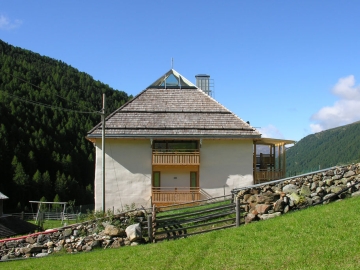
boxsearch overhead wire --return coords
[1,90,101,114]
[1,69,98,112]
[0,70,102,115]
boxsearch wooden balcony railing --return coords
[152,151,200,165]
[152,187,200,206]
[254,170,285,184]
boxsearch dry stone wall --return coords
[0,210,147,260]
[236,163,360,224]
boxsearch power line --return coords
[1,69,99,112]
[1,90,101,115]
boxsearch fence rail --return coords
[10,212,80,221]
[148,197,245,242]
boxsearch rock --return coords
[73,230,79,237]
[311,196,321,204]
[325,179,334,186]
[283,184,298,194]
[131,242,139,246]
[110,239,123,248]
[63,228,72,237]
[255,204,271,214]
[325,170,334,176]
[323,193,335,203]
[273,199,285,212]
[26,237,36,244]
[344,171,355,178]
[300,185,311,196]
[289,193,301,205]
[35,253,49,258]
[104,225,126,237]
[1,255,9,261]
[5,241,17,248]
[259,212,281,220]
[283,205,290,213]
[90,240,101,248]
[351,191,360,197]
[46,241,54,248]
[125,224,142,242]
[310,182,318,191]
[330,186,345,194]
[244,213,257,224]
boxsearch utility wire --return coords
[1,90,101,114]
[1,69,99,112]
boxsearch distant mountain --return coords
[286,121,360,175]
[0,39,131,211]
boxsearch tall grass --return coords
[2,196,360,269]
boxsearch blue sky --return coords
[1,1,360,141]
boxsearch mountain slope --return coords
[286,121,360,174]
[0,39,130,211]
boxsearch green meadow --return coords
[2,196,360,270]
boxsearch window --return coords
[190,172,197,188]
[153,140,198,152]
[153,171,160,187]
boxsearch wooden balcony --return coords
[254,170,285,184]
[152,150,200,165]
[152,187,200,206]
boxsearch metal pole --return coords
[102,94,106,212]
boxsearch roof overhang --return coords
[254,137,295,146]
[86,134,261,141]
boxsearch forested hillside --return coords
[0,39,130,211]
[286,121,360,175]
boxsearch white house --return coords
[87,69,293,211]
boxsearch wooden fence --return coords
[146,196,245,242]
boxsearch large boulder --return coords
[283,184,298,194]
[125,223,142,242]
[104,225,126,237]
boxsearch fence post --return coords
[152,204,156,243]
[147,215,153,243]
[236,196,240,227]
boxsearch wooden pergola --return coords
[253,138,295,184]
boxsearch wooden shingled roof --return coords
[87,71,260,139]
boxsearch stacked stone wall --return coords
[236,163,360,223]
[0,210,146,260]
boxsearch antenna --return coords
[171,58,174,69]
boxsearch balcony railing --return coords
[254,169,285,184]
[152,150,200,165]
[152,187,200,206]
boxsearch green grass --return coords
[28,219,78,230]
[2,196,360,269]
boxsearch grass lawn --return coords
[28,219,78,230]
[2,196,360,269]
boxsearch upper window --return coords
[153,140,199,152]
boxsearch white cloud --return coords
[258,124,284,139]
[0,15,22,30]
[310,75,360,132]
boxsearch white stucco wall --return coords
[159,169,190,188]
[199,139,254,198]
[94,139,152,211]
